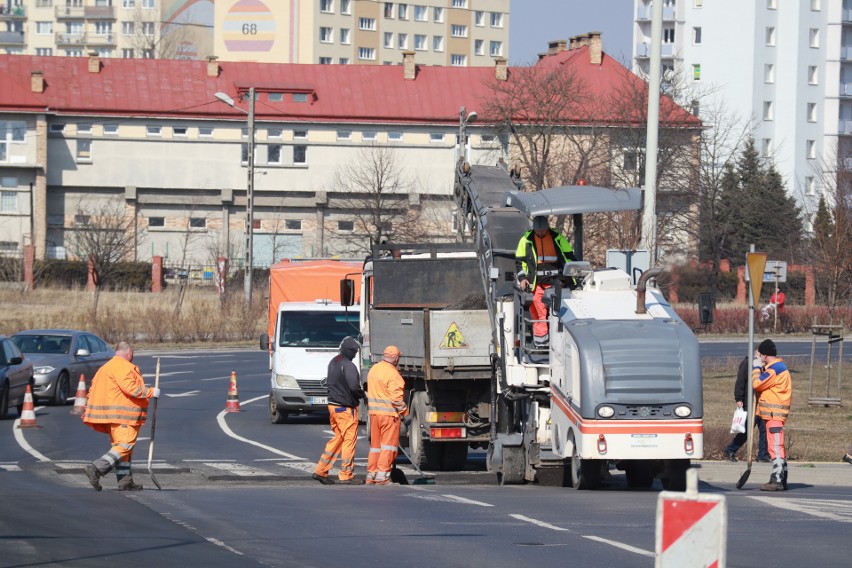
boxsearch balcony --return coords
[843,9,852,23]
[0,30,25,46]
[87,32,115,46]
[840,83,852,97]
[54,32,115,47]
[634,42,675,59]
[636,5,676,21]
[55,31,85,46]
[55,5,114,20]
[838,120,852,135]
[842,46,852,60]
[0,5,26,19]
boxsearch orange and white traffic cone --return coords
[70,374,87,415]
[225,370,241,412]
[17,384,41,429]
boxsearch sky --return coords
[509,0,635,65]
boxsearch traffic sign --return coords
[762,260,787,283]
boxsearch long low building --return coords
[0,33,700,268]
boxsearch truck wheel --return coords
[625,460,655,489]
[441,443,468,471]
[269,393,288,424]
[570,435,600,490]
[409,394,440,471]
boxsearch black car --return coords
[0,335,34,419]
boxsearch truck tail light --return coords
[430,427,465,439]
[426,411,464,423]
[597,434,607,454]
[684,433,694,453]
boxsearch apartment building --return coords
[0,1,510,66]
[632,0,843,224]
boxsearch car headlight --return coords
[34,366,55,375]
[597,405,615,418]
[674,405,692,417]
[274,374,299,389]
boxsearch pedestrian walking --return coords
[312,336,364,485]
[82,341,160,491]
[366,345,408,485]
[724,357,770,462]
[752,339,792,491]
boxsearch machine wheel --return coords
[660,459,689,491]
[0,382,9,419]
[496,445,525,485]
[570,435,600,490]
[269,393,288,424]
[53,371,70,406]
[624,461,655,489]
[441,443,469,471]
[409,394,441,471]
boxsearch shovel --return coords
[396,443,436,485]
[146,358,162,490]
[735,394,757,490]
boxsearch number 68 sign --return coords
[224,0,276,52]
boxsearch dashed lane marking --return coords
[749,496,852,523]
[581,535,655,558]
[0,463,22,472]
[510,514,569,531]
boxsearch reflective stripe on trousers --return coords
[314,405,359,480]
[367,414,400,482]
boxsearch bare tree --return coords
[69,201,143,317]
[127,8,198,59]
[326,145,426,256]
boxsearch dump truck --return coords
[260,259,361,423]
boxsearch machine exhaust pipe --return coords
[635,267,663,314]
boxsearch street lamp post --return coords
[215,87,256,305]
[459,106,477,163]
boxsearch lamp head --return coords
[466,111,478,123]
[215,92,235,107]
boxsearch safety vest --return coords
[515,229,574,290]
[82,356,152,427]
[366,360,408,417]
[752,359,792,423]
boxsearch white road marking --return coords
[510,514,569,531]
[216,395,304,460]
[406,493,492,507]
[154,371,195,377]
[12,411,50,462]
[582,535,656,558]
[201,375,234,382]
[202,462,279,477]
[0,463,22,471]
[749,496,852,523]
[441,494,494,507]
[165,390,201,397]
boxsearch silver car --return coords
[11,330,115,406]
[0,335,34,419]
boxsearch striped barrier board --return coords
[655,469,727,567]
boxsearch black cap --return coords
[757,339,777,357]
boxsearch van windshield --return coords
[278,311,359,347]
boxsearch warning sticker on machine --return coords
[439,322,468,349]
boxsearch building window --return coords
[430,133,444,143]
[433,7,443,22]
[452,0,467,7]
[267,144,282,164]
[359,18,376,31]
[490,12,503,28]
[141,22,154,36]
[811,0,820,9]
[388,131,403,142]
[341,0,351,14]
[268,93,283,102]
[663,27,675,43]
[337,130,352,140]
[358,47,375,60]
[189,217,206,229]
[49,123,65,134]
[285,219,302,230]
[692,27,701,45]
[142,0,155,8]
[36,48,54,56]
[121,48,134,58]
[764,63,774,83]
[806,140,816,159]
[451,54,466,66]
[294,145,307,164]
[173,126,187,137]
[692,64,701,81]
[199,127,213,137]
[809,28,819,48]
[761,138,772,157]
[433,35,443,51]
[767,0,776,8]
[78,123,92,134]
[36,22,53,35]
[384,2,394,18]
[763,101,774,121]
[95,21,112,36]
[398,33,408,49]
[451,24,467,38]
[414,5,427,21]
[766,27,775,46]
[123,1,137,7]
[398,3,407,19]
[340,28,351,44]
[0,192,17,213]
[103,124,118,135]
[474,39,484,56]
[362,131,377,141]
[294,130,307,139]
[268,128,282,138]
[320,27,333,43]
[339,57,349,64]
[805,176,815,196]
[148,216,164,227]
[337,220,354,231]
[489,41,503,56]
[1,176,16,188]
[807,102,817,122]
[320,0,333,13]
[384,32,394,48]
[319,57,333,64]
[76,139,92,161]
[414,34,426,50]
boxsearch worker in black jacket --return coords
[724,356,770,462]
[312,336,365,484]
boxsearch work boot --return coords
[336,478,365,485]
[312,473,335,485]
[724,450,737,462]
[760,480,784,491]
[84,464,102,492]
[117,476,144,491]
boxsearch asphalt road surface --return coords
[2,345,850,568]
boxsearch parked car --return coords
[0,335,34,419]
[11,330,114,406]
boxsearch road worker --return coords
[515,215,575,347]
[82,341,159,491]
[366,345,408,485]
[752,339,792,491]
[312,336,364,485]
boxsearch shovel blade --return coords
[735,466,751,489]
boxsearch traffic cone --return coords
[70,374,87,415]
[17,384,41,429]
[225,370,241,412]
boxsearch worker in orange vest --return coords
[82,341,159,491]
[752,339,792,491]
[366,345,408,485]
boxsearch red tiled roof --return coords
[0,47,699,127]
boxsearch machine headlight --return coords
[597,405,615,418]
[274,374,299,389]
[674,405,692,417]
[34,366,55,375]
